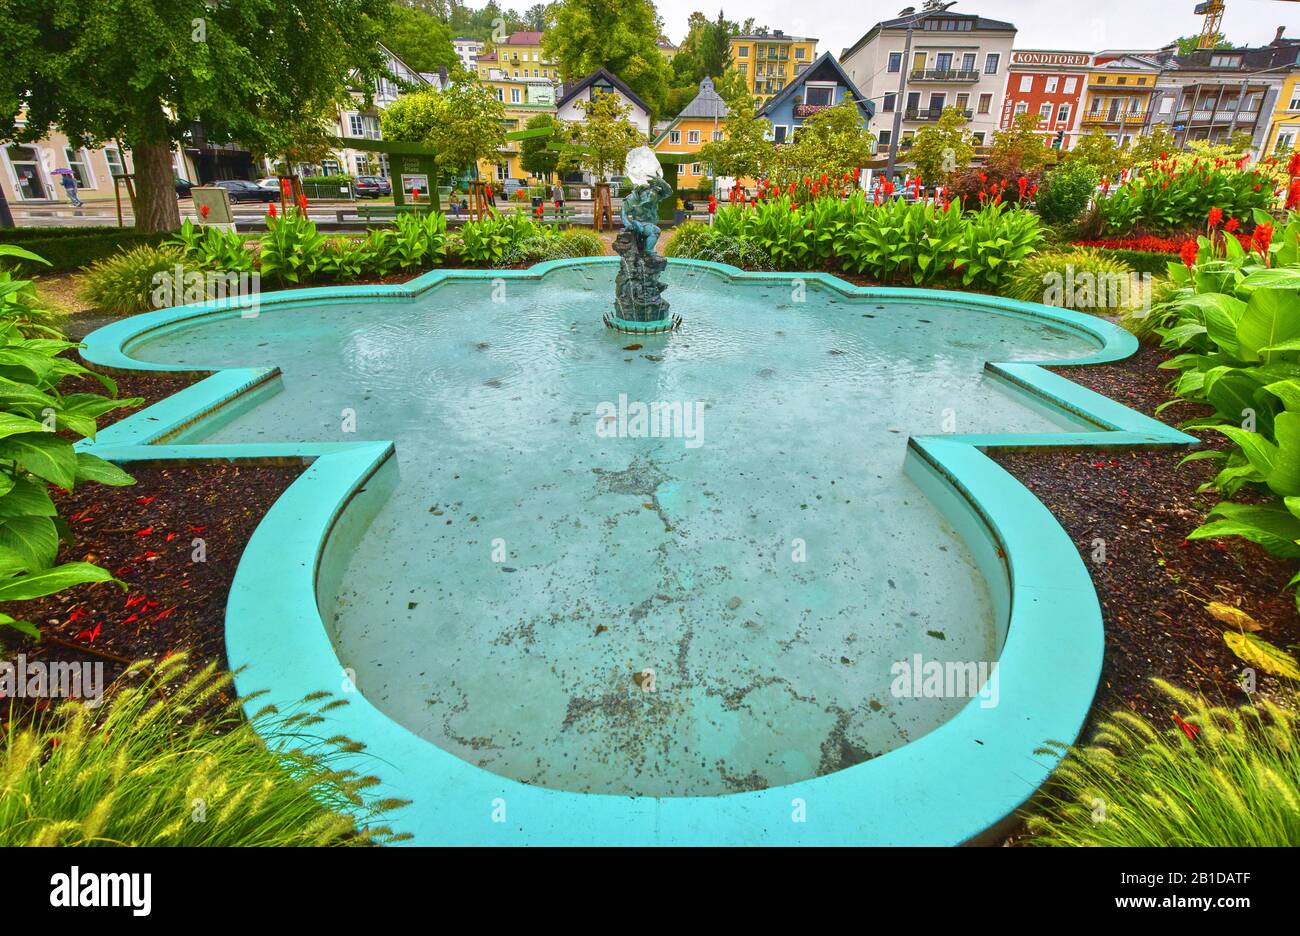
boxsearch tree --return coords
[0,0,391,232]
[387,2,464,76]
[520,113,563,181]
[565,90,643,181]
[989,112,1056,174]
[1173,34,1233,55]
[1066,128,1129,179]
[771,100,874,185]
[1128,126,1180,164]
[696,88,771,180]
[543,0,674,115]
[380,84,507,179]
[906,106,974,185]
[1227,128,1255,156]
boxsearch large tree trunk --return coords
[131,137,181,233]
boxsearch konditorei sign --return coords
[1011,51,1092,69]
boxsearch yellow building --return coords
[1263,71,1300,157]
[476,31,558,81]
[474,76,558,184]
[1081,54,1159,147]
[729,31,818,105]
[653,77,729,190]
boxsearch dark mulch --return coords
[992,343,1300,721]
[1,362,302,722]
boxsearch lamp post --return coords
[884,2,957,183]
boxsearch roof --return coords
[757,52,875,123]
[1168,43,1300,73]
[734,33,817,42]
[556,67,653,115]
[503,31,544,45]
[842,12,1015,62]
[677,77,729,119]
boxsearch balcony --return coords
[1081,112,1146,126]
[909,69,980,83]
[794,103,832,117]
[1174,107,1259,124]
[904,107,972,121]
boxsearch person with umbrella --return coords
[52,167,83,208]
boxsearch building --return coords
[840,12,1016,156]
[1081,53,1160,148]
[331,42,439,178]
[658,38,679,62]
[2,132,137,206]
[1000,50,1091,151]
[1146,31,1300,154]
[757,52,874,145]
[653,77,729,190]
[729,31,819,105]
[1263,70,1300,157]
[453,37,484,72]
[476,31,558,82]
[556,68,653,136]
[476,75,558,184]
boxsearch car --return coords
[213,179,279,203]
[500,178,530,199]
[352,176,391,198]
[175,176,193,199]
[255,177,281,190]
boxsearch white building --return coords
[453,37,484,72]
[329,42,439,178]
[555,68,653,136]
[840,11,1016,155]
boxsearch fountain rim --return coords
[76,256,1196,846]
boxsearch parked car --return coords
[213,179,279,203]
[175,176,193,199]
[352,176,391,198]
[500,178,529,199]
[255,177,281,190]
[356,175,391,196]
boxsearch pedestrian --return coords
[55,168,83,208]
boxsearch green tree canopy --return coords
[906,106,974,185]
[771,100,874,185]
[1065,128,1129,179]
[543,0,674,115]
[387,2,464,76]
[1128,125,1181,164]
[989,111,1056,174]
[380,83,508,178]
[564,90,643,180]
[1173,34,1233,55]
[0,0,391,232]
[696,87,770,180]
[519,112,563,180]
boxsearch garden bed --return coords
[994,344,1300,720]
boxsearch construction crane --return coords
[1194,1,1225,49]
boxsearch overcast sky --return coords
[658,0,1300,53]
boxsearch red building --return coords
[1000,50,1092,151]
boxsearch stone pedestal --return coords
[606,229,679,333]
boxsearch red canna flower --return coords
[1253,223,1274,257]
[1224,217,1240,233]
[1208,206,1223,229]
[1172,713,1200,741]
[267,202,277,218]
[1180,240,1198,268]
[297,193,309,212]
[199,204,210,219]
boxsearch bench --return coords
[334,203,435,224]
[532,205,577,226]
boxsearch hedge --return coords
[0,227,171,272]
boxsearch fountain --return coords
[604,146,681,333]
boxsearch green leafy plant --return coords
[1099,160,1278,235]
[0,245,65,336]
[170,219,254,274]
[318,236,368,283]
[258,208,327,285]
[954,202,1044,290]
[1036,161,1099,226]
[1024,680,1299,847]
[0,654,411,845]
[458,210,552,267]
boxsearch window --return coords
[795,47,806,59]
[64,147,92,188]
[977,93,992,114]
[511,88,521,103]
[1290,94,1300,111]
[738,46,749,58]
[1116,76,1127,85]
[936,53,952,72]
[691,163,702,176]
[738,63,746,76]
[1209,53,1242,68]
[1129,97,1141,114]
[1159,95,1174,115]
[1064,77,1077,93]
[984,53,999,74]
[1045,76,1058,93]
[712,130,722,141]
[6,145,46,200]
[962,52,976,73]
[887,52,902,73]
[669,130,681,144]
[1057,103,1071,122]
[688,130,700,144]
[773,125,787,143]
[1014,102,1028,115]
[877,129,892,145]
[1019,75,1033,93]
[495,88,504,101]
[929,93,946,113]
[104,145,126,179]
[956,93,969,111]
[805,85,833,107]
[972,131,985,144]
[1278,131,1295,152]
[496,164,508,181]
[1039,103,1052,120]
[882,93,896,112]
[348,113,364,136]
